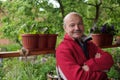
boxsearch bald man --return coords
[56,12,114,80]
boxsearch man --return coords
[56,12,114,80]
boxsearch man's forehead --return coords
[65,14,81,20]
[64,14,82,23]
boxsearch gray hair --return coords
[63,12,82,27]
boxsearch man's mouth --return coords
[74,30,82,33]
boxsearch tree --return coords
[0,0,62,46]
[0,0,120,46]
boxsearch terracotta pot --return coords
[92,34,113,47]
[22,34,39,50]
[47,34,58,50]
[38,34,48,50]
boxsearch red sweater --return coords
[56,34,114,80]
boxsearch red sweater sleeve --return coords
[85,43,114,72]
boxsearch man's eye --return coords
[70,24,75,27]
[78,23,83,26]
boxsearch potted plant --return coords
[21,21,48,51]
[20,21,40,50]
[21,20,58,51]
[90,23,118,47]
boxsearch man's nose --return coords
[75,25,80,30]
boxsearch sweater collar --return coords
[64,33,83,42]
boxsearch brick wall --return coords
[0,39,12,45]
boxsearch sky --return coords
[49,0,60,8]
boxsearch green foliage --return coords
[0,55,56,80]
[107,67,120,79]
[105,48,120,79]
[0,43,21,51]
[0,0,62,46]
[1,0,120,44]
[0,1,120,79]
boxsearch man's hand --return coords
[95,53,101,58]
[82,64,89,71]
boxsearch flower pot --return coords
[22,34,39,50]
[92,34,113,47]
[47,34,58,50]
[38,34,48,50]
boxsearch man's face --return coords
[64,14,84,39]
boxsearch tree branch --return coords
[93,0,102,27]
[57,0,64,19]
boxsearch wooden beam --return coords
[100,44,120,48]
[0,44,120,58]
[0,49,55,58]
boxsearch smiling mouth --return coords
[74,32,81,33]
[74,30,82,33]
[73,33,81,36]
[74,31,82,34]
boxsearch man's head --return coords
[63,12,84,40]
